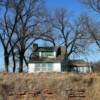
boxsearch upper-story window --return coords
[41,52,55,57]
[32,52,39,57]
[35,63,53,71]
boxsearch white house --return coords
[67,60,92,73]
[28,44,92,73]
[28,44,63,73]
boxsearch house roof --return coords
[29,56,63,63]
[37,47,57,52]
[33,44,65,52]
[68,60,90,67]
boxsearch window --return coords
[41,52,54,57]
[32,52,39,57]
[35,64,41,71]
[42,63,47,71]
[35,63,53,71]
[48,63,53,71]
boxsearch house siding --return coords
[28,63,61,73]
[39,51,56,58]
[73,66,92,73]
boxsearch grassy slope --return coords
[0,72,100,100]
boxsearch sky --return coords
[0,0,100,67]
[45,0,100,62]
[45,0,100,20]
[46,0,86,15]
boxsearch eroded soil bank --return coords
[0,72,100,100]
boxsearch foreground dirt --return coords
[0,72,100,100]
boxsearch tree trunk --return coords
[12,53,16,72]
[19,52,24,72]
[4,51,9,72]
[65,56,70,71]
[64,50,70,71]
[23,56,28,72]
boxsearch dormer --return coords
[38,47,56,58]
[33,44,38,52]
[32,44,58,58]
[32,44,64,59]
[39,50,56,58]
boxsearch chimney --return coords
[61,46,65,55]
[33,44,38,52]
[56,47,61,57]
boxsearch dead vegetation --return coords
[0,72,100,100]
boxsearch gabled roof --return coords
[37,47,57,52]
[68,60,90,67]
[33,43,65,53]
[29,57,62,63]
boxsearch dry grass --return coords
[0,72,100,100]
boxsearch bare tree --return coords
[0,0,22,72]
[10,0,54,72]
[93,61,100,72]
[79,0,100,48]
[10,0,49,72]
[52,9,87,61]
[80,0,100,13]
[0,0,51,72]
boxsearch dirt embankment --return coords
[0,72,100,100]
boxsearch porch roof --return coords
[29,57,62,63]
[68,60,90,67]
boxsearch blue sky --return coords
[0,0,100,67]
[46,0,86,15]
[45,0,100,62]
[45,0,100,20]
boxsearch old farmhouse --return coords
[28,44,92,73]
